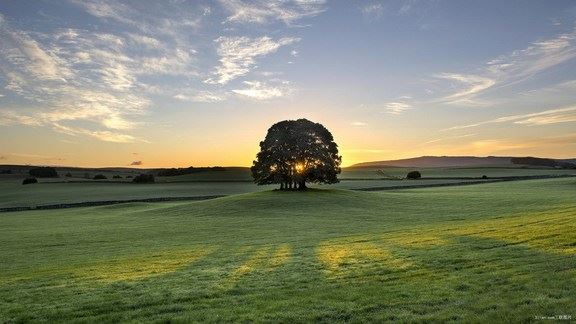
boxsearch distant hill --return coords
[349,156,576,168]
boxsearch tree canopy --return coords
[251,119,341,190]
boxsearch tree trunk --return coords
[280,182,284,190]
[298,180,307,190]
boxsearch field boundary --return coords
[1,174,573,213]
[354,174,575,191]
[0,195,226,213]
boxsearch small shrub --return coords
[29,167,58,178]
[65,172,72,177]
[112,175,122,179]
[406,171,422,180]
[93,174,107,180]
[125,175,133,179]
[132,174,155,183]
[22,177,38,185]
[481,175,488,179]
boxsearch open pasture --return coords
[1,178,575,322]
[2,166,572,209]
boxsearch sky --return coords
[1,0,576,167]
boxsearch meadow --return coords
[1,178,575,322]
[2,166,572,209]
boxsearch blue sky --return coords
[1,0,576,167]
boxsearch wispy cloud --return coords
[206,36,299,85]
[220,0,326,25]
[0,3,207,143]
[232,80,291,99]
[467,133,576,153]
[130,160,142,166]
[445,106,576,131]
[174,91,226,103]
[423,133,477,145]
[351,121,367,126]
[434,26,576,105]
[435,73,496,105]
[360,3,384,20]
[384,102,412,114]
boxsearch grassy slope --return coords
[2,166,574,208]
[0,178,575,322]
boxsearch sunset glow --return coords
[1,1,575,167]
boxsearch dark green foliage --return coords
[65,172,72,177]
[29,167,58,178]
[251,119,342,190]
[482,175,488,179]
[133,174,155,183]
[511,157,576,169]
[156,166,226,177]
[22,177,38,185]
[112,175,122,179]
[0,169,11,174]
[406,171,422,179]
[93,174,107,180]
[125,175,133,179]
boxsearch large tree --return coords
[251,119,342,190]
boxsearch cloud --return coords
[232,80,290,99]
[0,111,43,126]
[127,33,160,47]
[351,121,367,126]
[2,30,71,81]
[435,73,496,104]
[446,106,576,131]
[360,3,384,20]
[130,160,143,166]
[206,36,299,84]
[486,28,576,85]
[220,0,326,25]
[0,5,203,143]
[174,91,225,103]
[423,133,477,145]
[467,133,576,153]
[384,102,412,114]
[431,27,576,105]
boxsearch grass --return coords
[0,178,575,322]
[3,165,573,208]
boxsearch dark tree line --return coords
[251,119,341,190]
[29,167,58,178]
[155,166,226,177]
[511,157,576,169]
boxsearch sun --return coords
[295,163,305,173]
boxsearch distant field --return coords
[342,166,576,179]
[1,178,575,322]
[1,166,574,208]
[0,177,495,209]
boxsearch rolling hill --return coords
[349,156,575,168]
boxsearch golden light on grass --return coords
[269,244,292,268]
[222,246,271,290]
[316,240,412,279]
[449,205,576,255]
[72,247,215,282]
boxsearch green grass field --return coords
[3,166,573,208]
[1,178,575,322]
